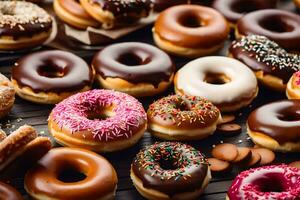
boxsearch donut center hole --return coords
[87,107,115,120]
[232,1,258,13]
[159,158,179,170]
[259,17,294,33]
[175,102,190,111]
[278,113,300,121]
[180,14,202,28]
[204,73,231,85]
[252,173,286,193]
[58,167,86,183]
[38,65,64,78]
[118,53,144,66]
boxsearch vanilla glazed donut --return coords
[48,89,147,152]
[131,142,211,200]
[227,164,300,200]
[25,147,118,200]
[11,50,94,104]
[147,94,221,141]
[80,0,151,29]
[0,182,23,200]
[0,73,15,119]
[247,100,300,152]
[174,56,258,112]
[53,0,99,29]
[229,35,300,92]
[153,5,229,58]
[236,9,300,52]
[0,1,52,50]
[287,71,300,99]
[92,42,175,97]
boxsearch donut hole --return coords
[159,158,178,170]
[117,52,149,66]
[252,173,286,193]
[231,1,258,13]
[57,167,86,183]
[179,14,202,28]
[278,113,300,121]
[38,65,64,78]
[259,17,294,33]
[204,73,231,85]
[175,102,190,111]
[87,107,115,121]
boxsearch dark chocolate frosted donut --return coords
[247,100,300,152]
[92,42,174,97]
[213,0,277,24]
[229,35,300,84]
[131,142,211,199]
[236,9,300,52]
[11,50,94,104]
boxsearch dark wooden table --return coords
[0,1,299,199]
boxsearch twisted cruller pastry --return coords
[0,73,15,119]
[0,125,51,172]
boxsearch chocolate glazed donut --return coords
[236,9,300,52]
[248,100,300,144]
[212,0,277,24]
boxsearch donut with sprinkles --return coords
[229,34,300,91]
[131,142,211,200]
[48,89,147,152]
[80,0,151,29]
[287,71,300,99]
[147,94,221,141]
[0,1,52,50]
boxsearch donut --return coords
[131,142,211,200]
[227,164,300,200]
[53,0,99,29]
[79,0,151,29]
[25,147,118,200]
[11,50,94,104]
[247,100,300,152]
[212,0,277,28]
[0,1,52,50]
[0,182,23,200]
[236,9,300,52]
[147,94,221,140]
[229,35,300,92]
[48,89,147,152]
[153,5,229,58]
[174,56,258,112]
[92,42,175,97]
[0,73,15,119]
[295,0,300,10]
[287,71,300,99]
[0,125,51,171]
[152,0,188,12]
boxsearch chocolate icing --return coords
[132,142,209,196]
[0,182,23,200]
[237,9,300,51]
[92,42,174,87]
[152,0,188,12]
[0,23,52,38]
[91,0,151,22]
[229,35,300,83]
[248,100,300,144]
[212,0,277,23]
[12,50,93,93]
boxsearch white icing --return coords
[176,56,257,105]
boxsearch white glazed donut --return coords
[174,56,258,112]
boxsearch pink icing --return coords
[228,164,300,200]
[50,89,147,142]
[295,71,300,86]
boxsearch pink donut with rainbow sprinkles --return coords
[48,89,147,152]
[227,164,300,200]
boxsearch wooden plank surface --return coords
[0,1,299,200]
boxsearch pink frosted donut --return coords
[48,89,147,152]
[227,164,300,200]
